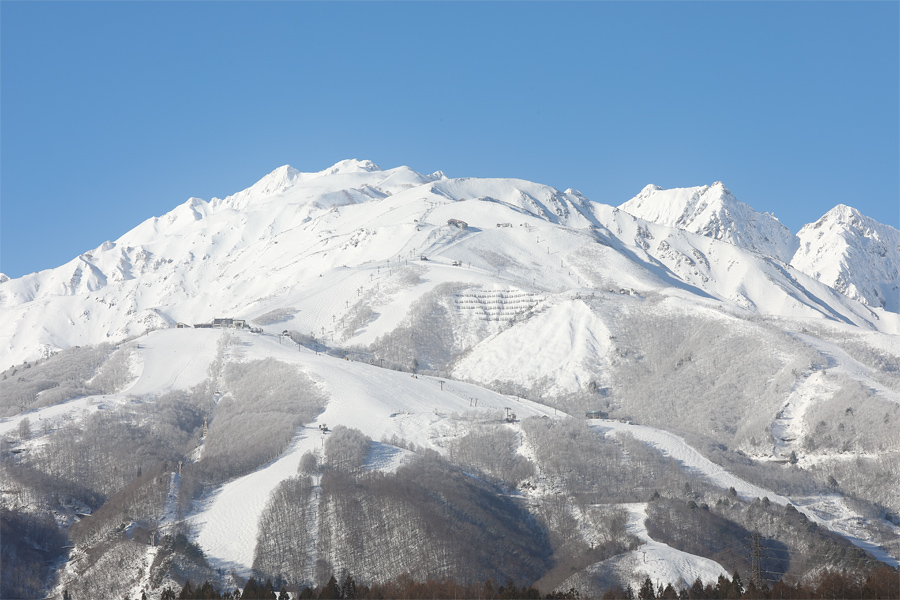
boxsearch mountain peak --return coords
[815,204,860,225]
[323,159,382,175]
[803,204,890,236]
[638,184,663,197]
[793,204,899,312]
[246,164,303,197]
[619,182,798,263]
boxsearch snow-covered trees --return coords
[0,343,129,417]
[195,358,326,483]
[447,423,534,487]
[325,426,370,474]
[253,475,317,585]
[254,428,551,589]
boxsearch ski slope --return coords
[794,332,900,405]
[191,328,897,576]
[189,329,557,575]
[125,328,222,397]
[591,421,899,567]
[617,503,728,590]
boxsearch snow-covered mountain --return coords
[2,161,896,373]
[618,182,799,263]
[617,183,899,314]
[2,160,899,599]
[792,204,900,313]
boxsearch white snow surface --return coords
[620,186,899,314]
[452,297,611,395]
[126,328,222,396]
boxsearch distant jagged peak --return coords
[619,181,798,263]
[792,203,899,312]
[0,273,8,284]
[802,203,892,237]
[209,164,304,210]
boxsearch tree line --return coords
[147,567,899,600]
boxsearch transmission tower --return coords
[750,527,763,589]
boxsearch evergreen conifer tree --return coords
[319,575,341,599]
[638,577,656,600]
[178,581,194,600]
[240,578,259,599]
[340,574,356,599]
[689,578,706,599]
[729,571,744,598]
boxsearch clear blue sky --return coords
[2,1,897,279]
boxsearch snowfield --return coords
[125,329,222,397]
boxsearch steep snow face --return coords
[452,298,612,396]
[619,182,799,263]
[792,205,900,313]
